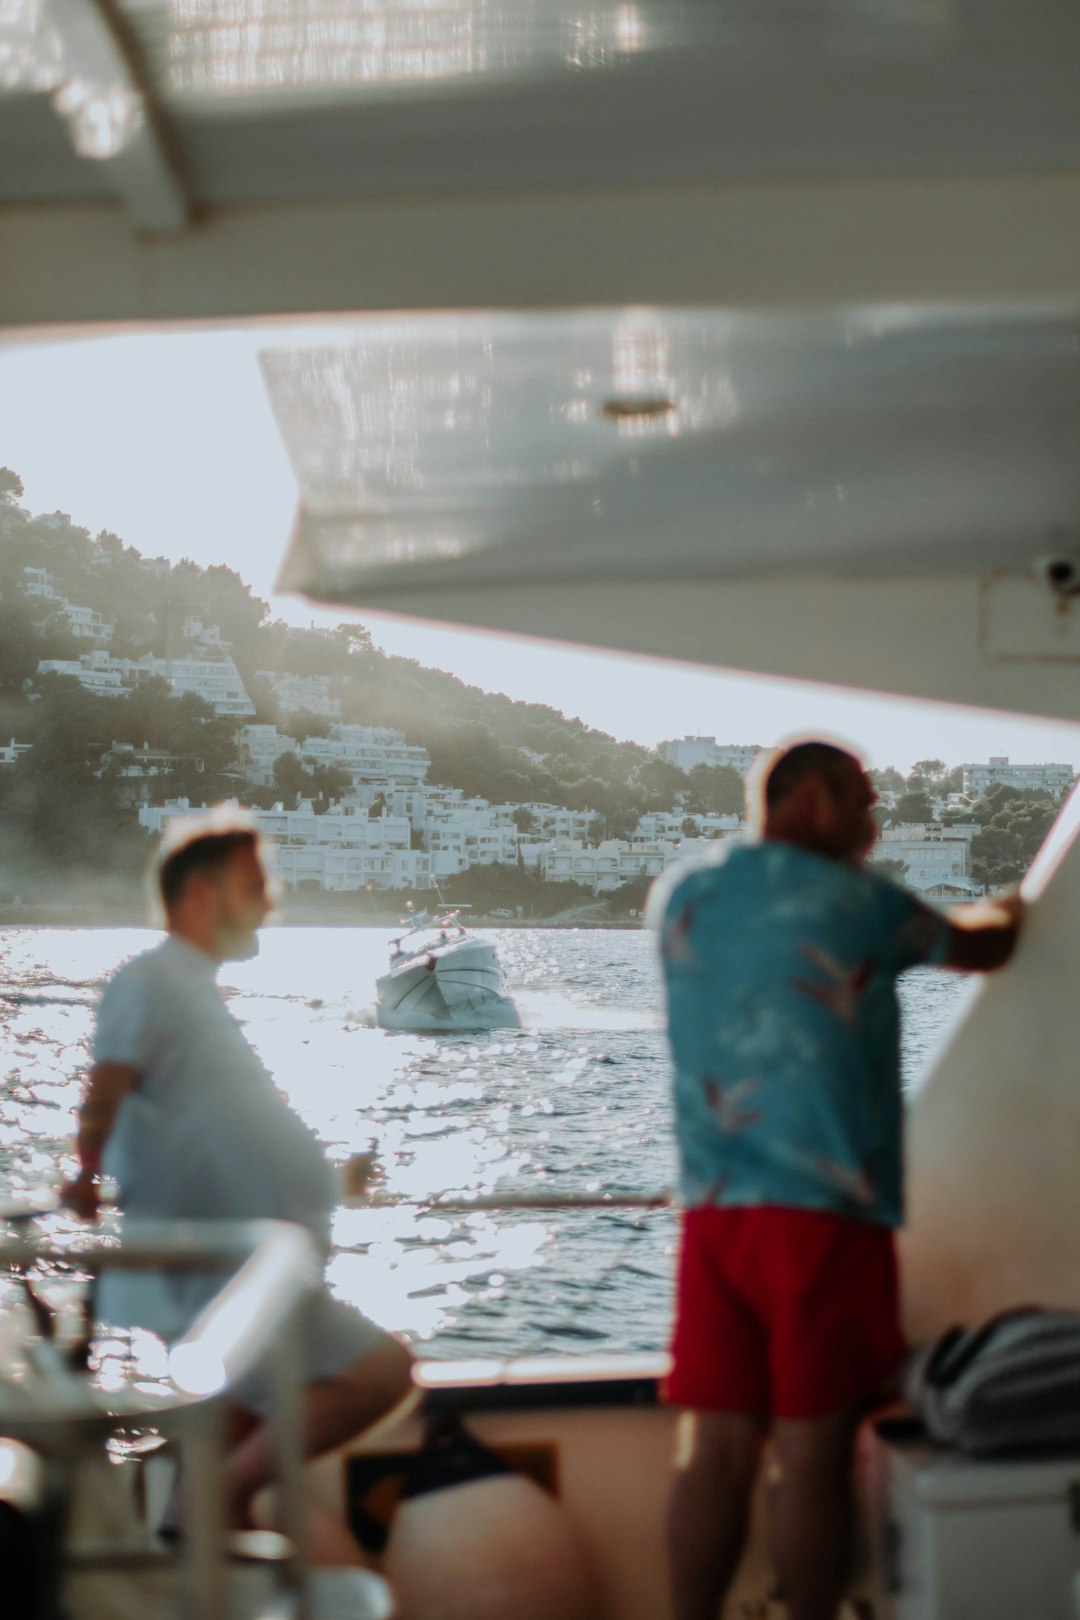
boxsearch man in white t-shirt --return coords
[64,814,413,1532]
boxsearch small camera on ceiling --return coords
[1034,556,1080,596]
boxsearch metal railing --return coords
[0,1215,322,1620]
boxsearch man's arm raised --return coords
[941,892,1024,973]
[63,1061,139,1219]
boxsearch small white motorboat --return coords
[375,911,521,1031]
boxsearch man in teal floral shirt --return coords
[654,740,1022,1620]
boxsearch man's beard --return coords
[216,915,261,961]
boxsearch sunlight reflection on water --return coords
[0,925,967,1357]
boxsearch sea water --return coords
[0,926,970,1359]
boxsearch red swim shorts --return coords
[665,1205,905,1420]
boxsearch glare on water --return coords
[0,925,967,1359]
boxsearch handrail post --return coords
[268,1293,309,1620]
[180,1397,228,1620]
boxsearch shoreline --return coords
[0,903,640,931]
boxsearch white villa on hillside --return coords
[37,652,254,716]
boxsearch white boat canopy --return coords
[262,303,1080,721]
[4,1,1080,718]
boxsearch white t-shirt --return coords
[93,935,340,1344]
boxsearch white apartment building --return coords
[257,671,341,719]
[660,737,763,776]
[273,843,433,892]
[635,810,743,840]
[237,723,430,791]
[35,651,254,716]
[524,803,600,841]
[22,566,57,599]
[38,653,126,694]
[297,725,430,786]
[62,602,114,641]
[424,821,522,867]
[138,800,426,890]
[237,724,299,785]
[387,787,533,866]
[144,655,255,716]
[871,823,980,895]
[542,837,687,892]
[961,756,1074,798]
[140,798,409,850]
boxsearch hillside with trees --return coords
[0,467,1071,910]
[0,468,742,904]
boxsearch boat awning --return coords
[7,1,1080,324]
[263,304,1080,724]
[5,2,1080,721]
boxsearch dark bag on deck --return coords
[903,1306,1080,1455]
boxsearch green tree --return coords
[635,756,689,808]
[0,468,24,504]
[685,763,744,816]
[273,751,309,803]
[284,708,333,740]
[969,787,1059,888]
[0,603,38,692]
[871,766,905,793]
[511,806,536,834]
[872,856,910,885]
[894,791,934,823]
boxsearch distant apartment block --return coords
[237,723,430,791]
[542,837,694,892]
[635,810,742,840]
[298,725,429,786]
[961,757,1074,798]
[36,652,254,716]
[237,724,299,785]
[660,737,762,776]
[139,799,429,891]
[871,822,981,897]
[257,670,341,719]
[38,654,126,695]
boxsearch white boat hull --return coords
[376,937,521,1031]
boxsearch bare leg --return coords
[668,1408,764,1620]
[250,1488,372,1566]
[226,1336,415,1523]
[767,1405,860,1620]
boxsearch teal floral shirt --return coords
[655,842,949,1227]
